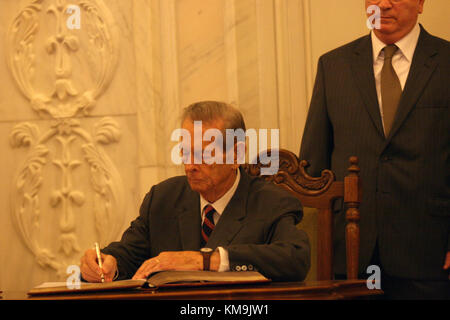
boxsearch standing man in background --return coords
[300,0,449,299]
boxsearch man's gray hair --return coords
[181,100,246,133]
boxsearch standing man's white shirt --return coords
[371,23,421,132]
[200,169,241,272]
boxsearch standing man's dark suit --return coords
[102,167,311,281]
[300,25,449,298]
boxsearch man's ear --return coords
[418,0,425,14]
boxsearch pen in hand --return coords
[94,242,105,283]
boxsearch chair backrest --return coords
[242,149,361,280]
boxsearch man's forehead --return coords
[179,118,228,152]
[182,118,225,132]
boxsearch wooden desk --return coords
[3,280,383,300]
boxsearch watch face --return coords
[201,247,213,253]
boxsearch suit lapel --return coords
[206,168,249,249]
[177,186,202,250]
[383,26,439,144]
[350,34,385,138]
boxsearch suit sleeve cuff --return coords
[447,233,450,251]
[217,246,230,272]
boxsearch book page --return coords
[28,279,147,296]
[29,271,269,295]
[34,282,68,289]
[147,271,269,287]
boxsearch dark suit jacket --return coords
[102,167,311,281]
[300,25,449,280]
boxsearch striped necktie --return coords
[201,205,215,247]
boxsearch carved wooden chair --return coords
[242,149,361,280]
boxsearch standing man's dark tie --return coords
[381,44,402,137]
[201,205,215,247]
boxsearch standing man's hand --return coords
[80,248,118,282]
[132,250,220,280]
[443,251,450,280]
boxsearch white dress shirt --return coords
[371,23,421,132]
[200,169,241,272]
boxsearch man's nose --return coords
[184,162,198,172]
[377,0,393,10]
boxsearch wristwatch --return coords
[200,247,214,271]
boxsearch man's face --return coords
[366,0,424,42]
[181,118,238,202]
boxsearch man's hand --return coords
[443,251,450,280]
[80,248,117,282]
[132,250,220,280]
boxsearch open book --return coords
[28,271,269,296]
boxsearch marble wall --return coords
[0,0,448,292]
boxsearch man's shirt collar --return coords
[200,169,241,216]
[371,23,420,63]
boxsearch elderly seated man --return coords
[80,100,310,282]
